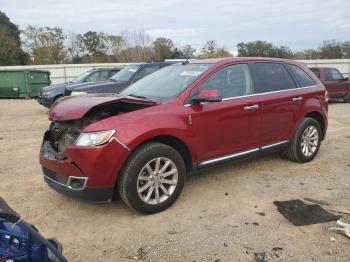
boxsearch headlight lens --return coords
[42,91,51,96]
[75,130,115,146]
[71,91,87,96]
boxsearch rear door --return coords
[323,68,348,98]
[250,62,300,146]
[188,63,261,162]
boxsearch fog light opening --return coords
[67,176,88,190]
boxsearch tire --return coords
[117,142,186,214]
[285,117,322,163]
[344,93,350,103]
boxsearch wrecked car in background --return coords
[37,68,121,108]
[66,62,174,96]
[39,57,328,214]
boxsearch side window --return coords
[310,68,320,79]
[86,71,110,82]
[109,70,120,77]
[85,71,99,82]
[330,68,344,80]
[252,63,296,93]
[198,64,253,99]
[287,64,315,87]
[132,66,160,82]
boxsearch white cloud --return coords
[0,0,349,50]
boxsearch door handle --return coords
[244,104,259,110]
[292,96,303,102]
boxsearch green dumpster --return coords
[0,70,51,98]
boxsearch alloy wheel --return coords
[301,125,319,157]
[137,157,178,205]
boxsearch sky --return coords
[1,0,349,53]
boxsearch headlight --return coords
[42,91,51,96]
[75,130,115,146]
[71,91,87,96]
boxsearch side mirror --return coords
[192,89,222,104]
[343,77,349,81]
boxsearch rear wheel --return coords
[117,143,186,213]
[285,118,322,163]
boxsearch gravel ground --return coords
[0,99,350,262]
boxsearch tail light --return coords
[325,90,329,103]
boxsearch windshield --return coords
[70,71,92,83]
[120,63,213,102]
[110,65,141,82]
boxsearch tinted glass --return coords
[86,71,109,82]
[330,68,344,80]
[252,63,296,93]
[109,70,120,77]
[70,71,92,83]
[198,64,253,99]
[120,64,213,102]
[287,64,315,87]
[310,68,320,79]
[132,66,160,82]
[110,65,141,82]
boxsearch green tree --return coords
[181,44,196,59]
[0,11,28,65]
[22,26,66,64]
[318,40,343,59]
[237,40,293,58]
[81,31,108,59]
[200,40,216,57]
[153,37,174,60]
[342,41,350,59]
[199,40,231,58]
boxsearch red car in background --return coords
[310,67,350,102]
[40,57,328,213]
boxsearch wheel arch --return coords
[304,111,326,140]
[135,135,193,172]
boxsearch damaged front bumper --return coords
[39,130,130,202]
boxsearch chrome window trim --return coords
[184,85,316,107]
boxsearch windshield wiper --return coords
[128,94,154,102]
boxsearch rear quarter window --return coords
[251,62,296,93]
[287,64,315,87]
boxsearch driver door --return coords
[187,63,261,163]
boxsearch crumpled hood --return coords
[49,93,158,121]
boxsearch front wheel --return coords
[285,118,322,163]
[117,143,186,214]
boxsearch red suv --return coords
[40,58,328,213]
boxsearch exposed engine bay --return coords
[45,101,154,153]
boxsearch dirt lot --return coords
[0,99,349,262]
